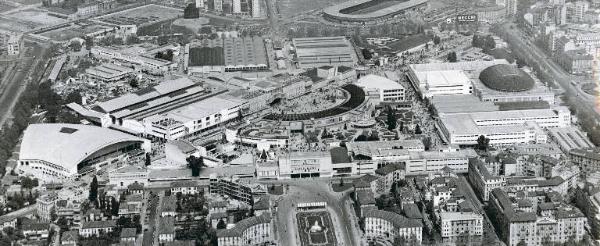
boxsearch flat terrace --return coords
[263,84,366,121]
[323,0,428,22]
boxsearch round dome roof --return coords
[479,64,535,92]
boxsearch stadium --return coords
[263,84,369,127]
[323,0,429,23]
[17,124,151,183]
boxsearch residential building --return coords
[556,49,593,75]
[79,220,117,237]
[217,213,273,246]
[468,158,506,201]
[363,209,423,244]
[37,192,58,222]
[489,189,586,246]
[439,211,483,239]
[570,147,600,174]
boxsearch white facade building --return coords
[356,74,405,104]
[440,212,484,239]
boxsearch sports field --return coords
[296,211,337,246]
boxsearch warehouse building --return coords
[292,37,357,68]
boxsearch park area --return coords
[94,4,182,27]
[296,211,337,246]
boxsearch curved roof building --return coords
[479,64,535,92]
[18,124,150,182]
[323,0,428,23]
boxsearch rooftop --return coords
[363,209,422,228]
[478,64,535,92]
[415,70,472,88]
[216,213,271,237]
[356,74,405,91]
[19,124,147,174]
[81,220,117,229]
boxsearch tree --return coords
[260,150,268,160]
[65,90,82,104]
[414,124,422,135]
[89,176,98,202]
[433,36,441,45]
[367,131,379,141]
[386,106,397,131]
[50,206,57,222]
[237,110,243,122]
[484,35,496,50]
[84,36,94,50]
[447,51,458,62]
[216,219,226,229]
[183,3,199,19]
[355,135,368,142]
[422,136,432,151]
[476,135,490,151]
[516,58,527,68]
[110,197,119,216]
[69,41,82,52]
[186,156,203,176]
[128,78,139,88]
[145,153,151,166]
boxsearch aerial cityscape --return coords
[0,0,600,245]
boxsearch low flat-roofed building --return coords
[91,46,174,74]
[412,70,473,99]
[404,149,477,175]
[356,74,405,104]
[438,107,570,146]
[18,124,150,183]
[292,36,357,68]
[431,94,499,115]
[278,151,333,179]
[548,126,594,152]
[85,63,134,82]
[108,165,149,189]
[407,59,553,104]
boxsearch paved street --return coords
[496,22,600,122]
[456,175,502,245]
[268,179,362,246]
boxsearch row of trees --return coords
[472,34,496,51]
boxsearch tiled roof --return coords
[217,213,271,238]
[81,220,116,229]
[363,209,422,229]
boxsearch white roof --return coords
[96,77,197,113]
[19,124,147,174]
[168,96,243,121]
[440,212,482,221]
[357,74,404,90]
[415,70,472,88]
